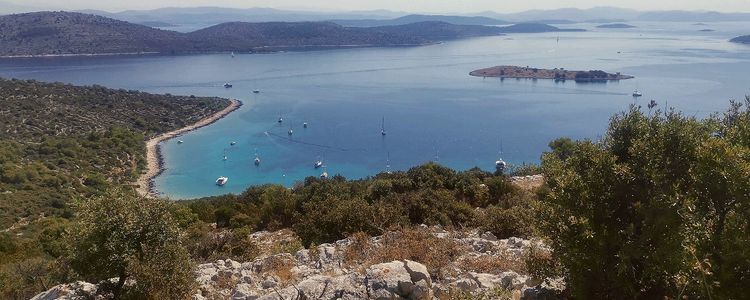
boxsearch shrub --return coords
[68,188,194,299]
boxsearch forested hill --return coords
[0,11,189,56]
[0,11,514,56]
[0,78,228,228]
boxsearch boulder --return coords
[231,283,259,300]
[365,260,432,300]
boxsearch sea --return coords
[1,21,749,199]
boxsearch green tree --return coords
[539,105,750,299]
[68,188,194,299]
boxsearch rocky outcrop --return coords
[33,228,567,300]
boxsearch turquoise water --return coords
[1,22,749,199]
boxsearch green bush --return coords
[539,102,750,299]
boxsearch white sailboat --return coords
[254,149,261,166]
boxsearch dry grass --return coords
[457,254,527,275]
[343,227,464,279]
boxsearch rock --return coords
[258,274,367,300]
[226,259,242,270]
[30,281,97,300]
[455,278,480,291]
[365,260,432,300]
[480,231,498,241]
[231,283,259,300]
[521,277,567,300]
[261,277,278,289]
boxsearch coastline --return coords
[136,99,242,198]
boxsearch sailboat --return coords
[222,149,228,161]
[231,52,235,58]
[278,115,283,124]
[320,167,329,179]
[288,124,294,136]
[216,176,228,186]
[380,116,387,136]
[254,149,261,166]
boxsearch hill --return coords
[185,21,427,52]
[370,21,504,40]
[0,11,189,56]
[497,23,585,33]
[332,14,509,27]
[730,35,750,44]
[596,23,636,29]
[1,11,519,56]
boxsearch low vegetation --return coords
[0,78,228,299]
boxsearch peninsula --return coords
[470,65,634,81]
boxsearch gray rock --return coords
[30,281,97,300]
[231,283,259,300]
[365,260,432,300]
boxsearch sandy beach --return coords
[136,99,242,198]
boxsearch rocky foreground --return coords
[32,226,565,300]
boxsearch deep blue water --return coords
[1,22,749,199]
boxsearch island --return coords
[470,66,634,82]
[596,23,636,29]
[730,35,750,44]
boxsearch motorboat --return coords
[216,176,228,186]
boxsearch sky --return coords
[5,0,750,14]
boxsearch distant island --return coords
[496,23,585,33]
[596,23,636,29]
[137,21,177,28]
[0,11,515,57]
[470,65,634,82]
[730,35,750,44]
[699,29,715,32]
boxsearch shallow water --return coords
[2,21,749,199]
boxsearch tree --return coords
[68,188,194,299]
[539,105,750,299]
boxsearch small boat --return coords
[303,122,308,128]
[314,160,323,169]
[223,155,228,161]
[224,83,233,88]
[288,127,294,136]
[230,141,237,146]
[380,116,387,136]
[216,176,228,186]
[253,90,260,94]
[632,90,643,97]
[231,52,235,58]
[495,159,507,174]
[320,171,329,179]
[254,156,261,166]
[177,140,184,144]
[278,117,283,124]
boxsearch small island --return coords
[596,23,636,29]
[470,66,634,82]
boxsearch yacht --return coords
[224,83,233,88]
[278,116,283,124]
[314,160,323,169]
[216,176,228,186]
[320,171,329,179]
[303,122,308,128]
[495,159,507,174]
[253,90,260,94]
[288,127,294,136]
[177,140,184,144]
[254,156,261,166]
[632,90,643,97]
[230,141,237,146]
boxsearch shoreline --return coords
[135,99,242,198]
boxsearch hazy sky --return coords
[6,0,750,13]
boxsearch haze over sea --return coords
[1,21,749,199]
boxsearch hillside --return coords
[371,21,504,40]
[497,23,585,33]
[0,77,228,228]
[332,14,509,27]
[185,21,427,52]
[731,35,750,44]
[0,11,189,56]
